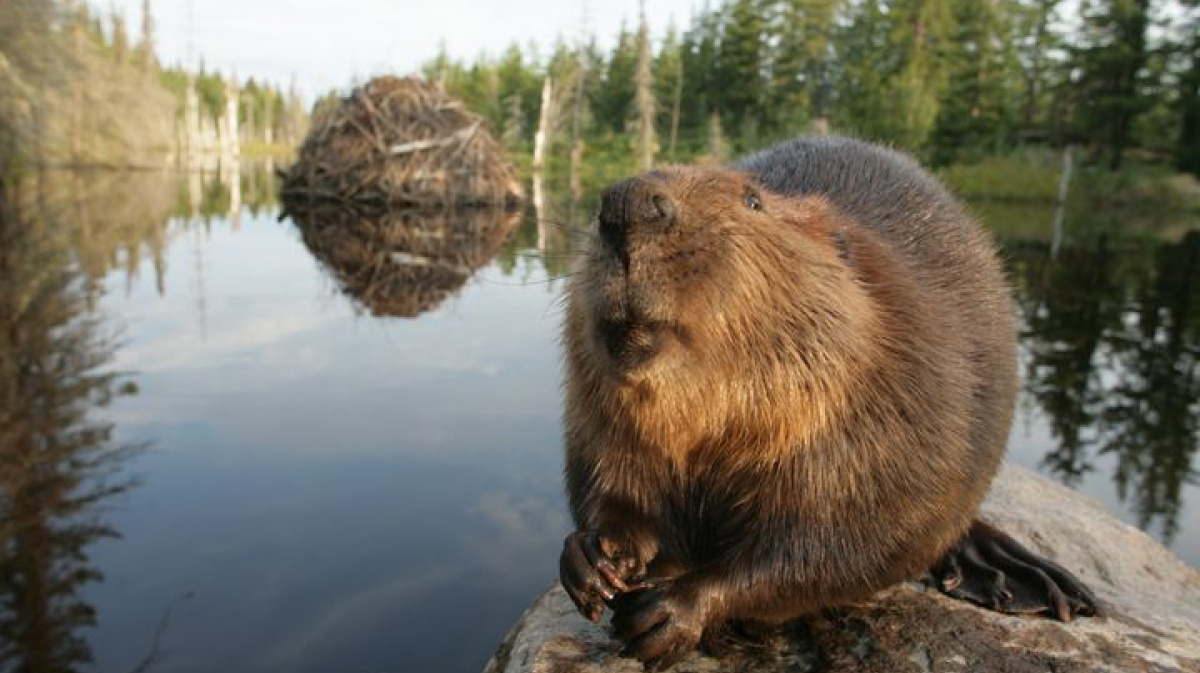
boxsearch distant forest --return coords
[0,0,305,174]
[423,0,1200,173]
[3,0,1198,178]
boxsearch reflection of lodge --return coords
[0,185,140,672]
[1009,231,1200,544]
[287,204,520,317]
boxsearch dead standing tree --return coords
[632,11,657,171]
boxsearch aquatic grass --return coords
[940,149,1200,214]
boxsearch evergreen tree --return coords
[448,55,504,132]
[882,0,956,150]
[1176,1,1200,174]
[656,22,684,157]
[718,0,769,141]
[679,8,723,148]
[413,0,1193,172]
[495,44,539,145]
[771,0,841,133]
[834,0,892,139]
[593,23,637,134]
[1072,0,1154,169]
[1013,0,1063,131]
[931,0,1022,161]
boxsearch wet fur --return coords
[563,137,1016,627]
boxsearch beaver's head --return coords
[566,166,868,387]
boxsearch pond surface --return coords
[0,165,1196,673]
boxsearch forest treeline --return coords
[0,0,305,174]
[423,0,1200,174]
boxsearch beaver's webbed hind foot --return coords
[929,520,1099,621]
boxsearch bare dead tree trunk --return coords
[70,24,82,164]
[533,76,555,174]
[533,77,556,253]
[633,14,657,171]
[569,55,587,204]
[708,111,727,162]
[1051,145,1072,259]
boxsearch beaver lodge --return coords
[280,76,523,208]
[286,203,520,318]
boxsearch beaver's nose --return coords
[597,176,676,256]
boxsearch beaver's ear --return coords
[778,195,854,260]
[775,194,836,229]
[795,194,834,219]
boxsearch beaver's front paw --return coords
[611,580,710,672]
[560,532,645,623]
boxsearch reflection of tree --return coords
[287,203,520,317]
[14,165,279,303]
[1015,231,1200,544]
[1099,232,1200,542]
[239,159,281,217]
[1014,236,1127,484]
[0,184,139,673]
[492,185,593,282]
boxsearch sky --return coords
[106,0,703,98]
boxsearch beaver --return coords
[558,136,1097,671]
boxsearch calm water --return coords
[0,165,1196,673]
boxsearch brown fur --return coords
[563,137,1016,635]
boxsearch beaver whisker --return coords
[481,271,578,286]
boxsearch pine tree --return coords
[1072,0,1154,169]
[594,23,637,134]
[1014,0,1063,131]
[771,0,841,133]
[834,0,891,139]
[717,0,769,140]
[656,22,684,158]
[883,0,956,150]
[679,8,722,149]
[496,44,538,145]
[931,0,1022,161]
[1176,1,1200,174]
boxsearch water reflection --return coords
[0,164,278,673]
[286,204,521,317]
[1011,231,1200,543]
[0,164,1196,673]
[0,183,140,672]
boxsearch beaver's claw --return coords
[560,531,643,622]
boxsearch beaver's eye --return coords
[744,191,762,211]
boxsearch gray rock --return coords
[483,464,1200,673]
